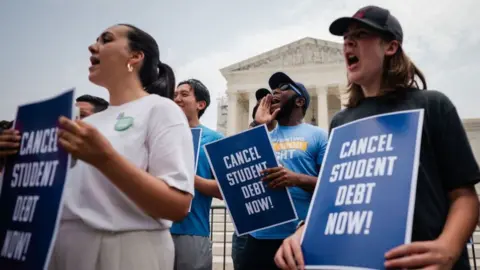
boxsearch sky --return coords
[0,0,479,130]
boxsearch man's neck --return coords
[266,121,277,131]
[277,112,303,127]
[188,117,200,128]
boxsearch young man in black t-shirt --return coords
[274,5,479,270]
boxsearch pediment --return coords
[221,37,344,74]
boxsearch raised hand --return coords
[254,95,280,125]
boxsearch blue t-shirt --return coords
[170,124,223,237]
[251,123,328,239]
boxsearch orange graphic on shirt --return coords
[272,141,308,152]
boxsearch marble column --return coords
[316,87,329,130]
[248,91,257,124]
[227,92,238,136]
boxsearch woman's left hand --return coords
[384,239,456,269]
[57,116,114,167]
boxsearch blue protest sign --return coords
[0,89,76,270]
[191,128,202,173]
[301,110,424,270]
[204,125,298,236]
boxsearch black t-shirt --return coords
[330,88,480,270]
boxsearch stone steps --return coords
[213,255,233,270]
[211,212,232,223]
[212,231,234,243]
[210,206,234,270]
[212,222,235,232]
[471,231,480,243]
[212,242,232,256]
[467,244,480,258]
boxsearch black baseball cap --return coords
[268,72,310,109]
[329,5,403,44]
[255,88,271,101]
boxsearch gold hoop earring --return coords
[127,63,133,72]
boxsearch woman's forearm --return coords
[96,150,192,221]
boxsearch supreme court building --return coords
[217,37,348,135]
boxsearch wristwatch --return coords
[296,220,305,230]
[249,120,260,127]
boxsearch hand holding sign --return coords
[0,129,21,157]
[0,88,75,270]
[262,166,300,189]
[204,125,298,235]
[384,239,455,270]
[300,110,424,269]
[57,117,114,167]
[274,225,306,270]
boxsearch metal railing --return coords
[470,239,478,269]
[210,205,228,270]
[208,205,479,269]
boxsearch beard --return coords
[274,94,299,121]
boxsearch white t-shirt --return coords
[62,94,195,231]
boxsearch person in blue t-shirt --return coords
[172,79,224,270]
[238,72,328,270]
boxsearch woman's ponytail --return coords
[145,61,176,100]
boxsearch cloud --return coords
[174,0,479,130]
[1,0,477,127]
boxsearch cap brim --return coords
[268,72,295,90]
[329,17,386,36]
[255,88,271,100]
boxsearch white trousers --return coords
[48,220,174,270]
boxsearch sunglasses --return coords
[279,83,302,96]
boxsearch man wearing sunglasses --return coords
[240,72,328,269]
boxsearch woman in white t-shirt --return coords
[1,24,195,270]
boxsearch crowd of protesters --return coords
[0,5,479,270]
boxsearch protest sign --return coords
[188,128,202,212]
[0,89,76,270]
[301,110,424,270]
[204,124,298,236]
[191,128,202,173]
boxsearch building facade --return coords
[217,37,348,134]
